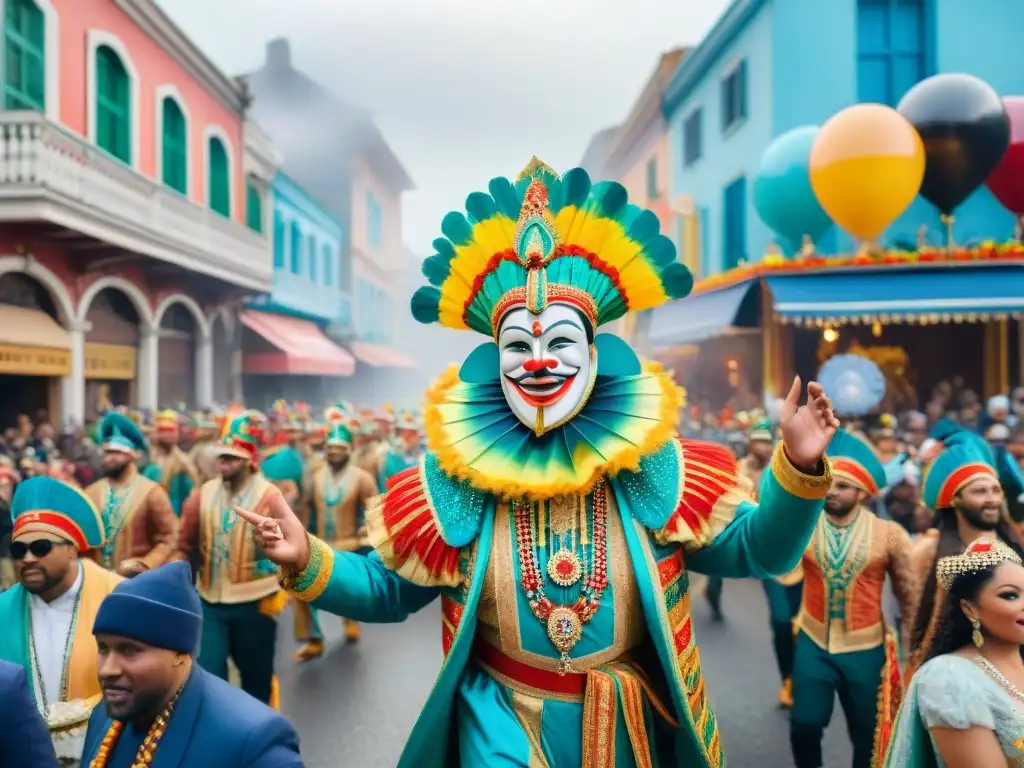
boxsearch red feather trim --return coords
[662,439,742,544]
[373,465,463,586]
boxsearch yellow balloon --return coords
[809,104,925,241]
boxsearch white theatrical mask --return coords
[498,304,596,436]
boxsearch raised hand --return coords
[233,499,310,571]
[779,376,840,471]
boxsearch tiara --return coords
[936,538,1022,589]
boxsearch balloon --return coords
[985,96,1024,215]
[754,126,833,249]
[897,73,1010,216]
[809,104,924,241]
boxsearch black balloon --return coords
[897,73,1010,216]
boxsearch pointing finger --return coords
[233,505,264,527]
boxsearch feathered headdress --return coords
[411,158,692,337]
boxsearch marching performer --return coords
[237,159,839,767]
[293,420,378,658]
[84,412,178,578]
[173,411,289,708]
[188,412,222,485]
[143,409,200,516]
[377,410,423,490]
[0,477,122,762]
[743,417,803,708]
[789,429,918,768]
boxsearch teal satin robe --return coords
[301,459,825,768]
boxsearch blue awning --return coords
[766,267,1024,324]
[649,281,759,346]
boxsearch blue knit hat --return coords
[93,562,202,654]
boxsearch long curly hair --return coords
[925,556,1024,662]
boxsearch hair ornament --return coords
[936,537,1022,590]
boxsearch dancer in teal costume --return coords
[236,159,840,768]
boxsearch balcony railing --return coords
[253,269,352,327]
[0,111,272,291]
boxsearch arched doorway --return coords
[84,287,140,418]
[158,303,197,407]
[0,272,67,428]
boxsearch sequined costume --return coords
[790,430,918,768]
[277,160,834,768]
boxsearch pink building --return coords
[0,0,279,424]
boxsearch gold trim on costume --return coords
[509,689,550,767]
[770,443,833,500]
[291,536,335,603]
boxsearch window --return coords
[289,221,302,275]
[857,0,926,105]
[160,97,187,194]
[273,215,286,269]
[646,158,658,200]
[700,207,711,277]
[3,0,45,111]
[366,191,382,249]
[683,109,702,167]
[207,135,230,217]
[307,234,317,281]
[245,179,263,233]
[722,176,747,271]
[721,60,747,131]
[96,45,131,163]
[322,244,334,287]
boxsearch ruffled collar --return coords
[423,355,682,501]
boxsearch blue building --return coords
[242,172,356,408]
[664,0,1024,277]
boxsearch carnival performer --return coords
[377,410,422,490]
[84,412,178,578]
[294,420,379,658]
[884,538,1024,767]
[744,416,803,708]
[0,476,122,763]
[188,412,222,484]
[173,411,289,708]
[789,428,919,768]
[236,159,840,768]
[143,409,200,517]
[82,561,302,767]
[908,427,1022,680]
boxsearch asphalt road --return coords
[276,578,852,767]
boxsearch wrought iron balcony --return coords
[0,111,272,291]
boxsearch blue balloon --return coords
[754,126,834,252]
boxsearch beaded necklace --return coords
[512,482,609,675]
[974,656,1024,706]
[26,585,83,713]
[89,679,188,768]
[101,480,138,568]
[814,509,868,622]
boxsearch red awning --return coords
[348,341,417,369]
[241,310,356,376]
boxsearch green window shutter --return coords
[4,0,46,111]
[207,136,230,217]
[273,215,286,268]
[95,45,131,164]
[161,97,187,194]
[245,180,263,233]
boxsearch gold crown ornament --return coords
[936,538,1022,589]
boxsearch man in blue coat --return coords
[80,561,303,767]
[0,658,58,766]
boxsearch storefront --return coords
[84,289,139,417]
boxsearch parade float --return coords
[654,73,1024,410]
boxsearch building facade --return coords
[664,0,1024,278]
[242,171,355,410]
[243,38,416,407]
[0,0,278,425]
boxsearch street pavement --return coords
[276,578,852,767]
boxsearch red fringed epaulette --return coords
[366,464,465,588]
[658,438,749,548]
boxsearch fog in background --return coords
[156,0,728,401]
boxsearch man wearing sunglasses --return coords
[0,475,122,763]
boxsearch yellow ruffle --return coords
[423,360,684,501]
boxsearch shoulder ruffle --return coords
[619,437,748,549]
[366,452,487,587]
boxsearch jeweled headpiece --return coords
[936,538,1022,589]
[411,158,693,337]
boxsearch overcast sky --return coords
[157,0,728,253]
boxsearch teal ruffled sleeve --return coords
[915,656,998,731]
